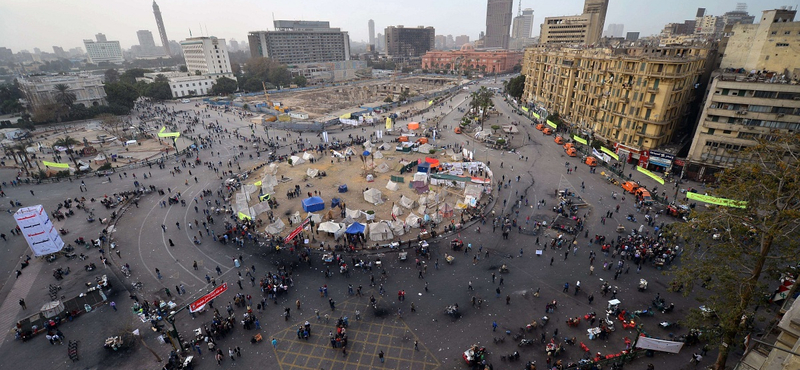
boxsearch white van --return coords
[181,99,191,103]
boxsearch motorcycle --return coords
[638,279,648,292]
[662,303,675,314]
[518,338,535,347]
[74,237,86,245]
[85,263,97,271]
[659,321,679,329]
[501,351,520,361]
[59,228,69,235]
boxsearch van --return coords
[565,147,577,157]
[585,157,598,167]
[554,136,564,145]
[621,181,640,194]
[542,128,553,135]
[535,123,545,131]
[181,99,191,103]
[635,188,653,205]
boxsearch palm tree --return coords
[53,135,80,169]
[470,86,494,129]
[53,83,76,108]
[11,142,31,177]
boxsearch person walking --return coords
[110,301,117,311]
[156,268,162,279]
[378,350,385,363]
[18,299,26,309]
[492,321,498,331]
[165,288,172,298]
[271,338,278,349]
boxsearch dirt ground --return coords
[247,148,468,241]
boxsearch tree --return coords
[154,74,168,83]
[0,83,24,114]
[53,83,76,108]
[671,134,800,370]
[505,75,526,100]
[469,86,494,128]
[53,135,81,168]
[10,142,31,177]
[267,66,291,87]
[243,57,283,82]
[490,125,501,134]
[383,95,393,103]
[119,69,152,85]
[104,69,120,83]
[97,113,126,139]
[211,77,237,95]
[293,75,307,87]
[144,82,172,100]
[240,78,264,93]
[104,82,139,111]
[179,65,188,72]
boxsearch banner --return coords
[572,135,587,145]
[237,212,251,220]
[253,180,262,187]
[322,131,329,143]
[189,283,228,313]
[546,120,557,129]
[592,149,611,163]
[686,192,747,209]
[601,146,619,161]
[158,127,181,138]
[635,336,685,354]
[14,205,65,256]
[521,106,529,112]
[428,100,433,105]
[532,112,540,119]
[385,117,393,131]
[42,161,70,169]
[284,218,310,243]
[636,166,665,185]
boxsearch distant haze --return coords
[0,0,790,51]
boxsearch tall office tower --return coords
[249,21,351,64]
[603,24,625,37]
[95,33,107,42]
[229,39,239,52]
[512,8,535,39]
[485,0,513,48]
[153,1,171,56]
[384,26,435,57]
[137,30,157,48]
[583,0,610,44]
[368,19,376,45]
[180,36,233,78]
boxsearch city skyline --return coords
[0,0,792,52]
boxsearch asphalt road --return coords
[0,80,717,370]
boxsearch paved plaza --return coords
[0,79,721,370]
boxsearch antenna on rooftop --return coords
[518,1,522,16]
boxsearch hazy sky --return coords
[0,0,791,52]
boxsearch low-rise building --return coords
[18,74,106,110]
[83,34,124,64]
[137,72,216,98]
[421,44,522,74]
[287,60,369,84]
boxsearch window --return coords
[776,43,789,47]
[707,128,715,135]
[723,130,731,134]
[753,90,775,98]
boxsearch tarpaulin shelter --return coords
[410,181,429,194]
[345,208,362,220]
[306,212,322,224]
[289,156,305,166]
[417,143,434,153]
[417,162,431,173]
[390,220,406,235]
[345,222,365,234]
[399,195,416,209]
[302,152,316,161]
[331,198,341,208]
[318,221,343,237]
[306,168,319,177]
[363,188,384,205]
[438,203,454,218]
[265,218,286,235]
[408,122,420,130]
[373,151,384,159]
[385,181,399,191]
[338,184,348,193]
[375,162,390,173]
[391,204,404,217]
[424,157,440,167]
[413,172,429,183]
[369,222,394,241]
[405,213,421,228]
[289,211,303,225]
[301,196,325,212]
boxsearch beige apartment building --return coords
[521,46,710,162]
[720,8,800,78]
[685,8,800,181]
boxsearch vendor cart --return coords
[322,254,334,264]
[398,251,408,261]
[445,253,455,264]
[638,279,648,292]
[450,239,464,251]
[463,344,486,365]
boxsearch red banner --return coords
[189,283,227,312]
[284,218,309,243]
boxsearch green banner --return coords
[521,106,529,112]
[532,112,540,119]
[572,135,587,145]
[601,146,619,160]
[42,161,70,169]
[686,191,747,209]
[636,166,665,185]
[546,120,557,129]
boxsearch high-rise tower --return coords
[485,0,514,49]
[368,19,376,46]
[153,1,171,56]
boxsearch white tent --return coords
[306,168,319,178]
[318,221,343,239]
[363,188,384,205]
[413,172,428,184]
[391,204,404,217]
[375,162,390,173]
[289,211,302,225]
[307,212,322,224]
[289,156,305,166]
[390,220,406,236]
[385,181,399,191]
[266,163,279,175]
[417,143,434,153]
[400,195,416,209]
[265,218,286,235]
[417,194,428,206]
[373,151,384,159]
[302,152,316,161]
[345,208,362,220]
[450,150,463,161]
[369,222,394,241]
[405,213,421,228]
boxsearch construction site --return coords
[237,75,461,122]
[232,141,493,246]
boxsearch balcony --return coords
[637,131,666,140]
[643,102,655,108]
[646,88,659,94]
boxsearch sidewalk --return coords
[0,257,44,347]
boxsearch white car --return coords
[181,99,191,103]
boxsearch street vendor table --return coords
[587,327,602,340]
